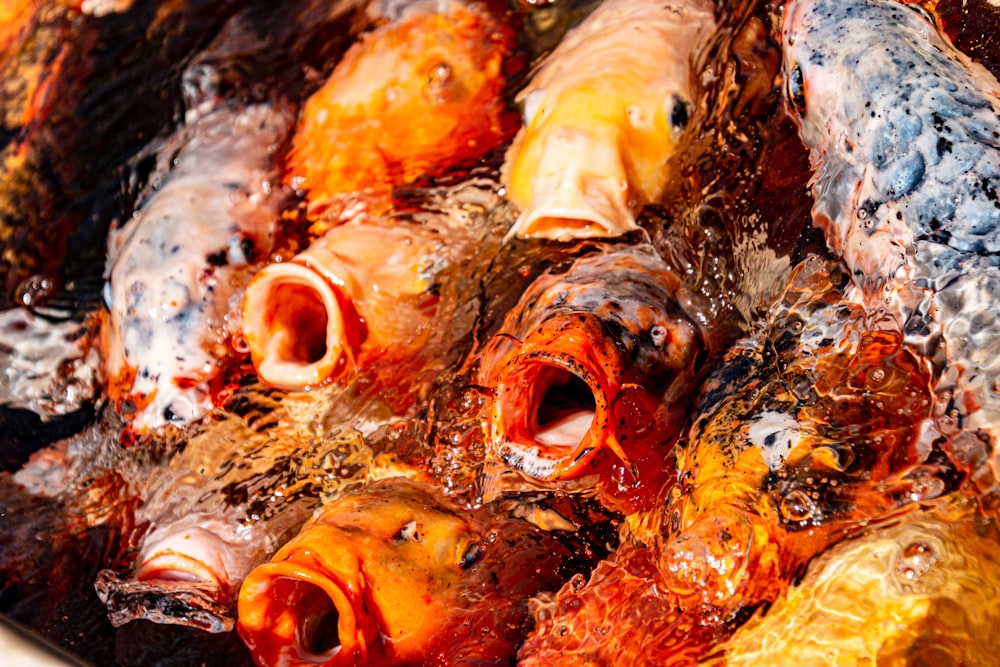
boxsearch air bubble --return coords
[15,275,55,308]
[897,540,936,581]
[779,488,816,522]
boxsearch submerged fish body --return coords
[478,243,708,512]
[104,101,292,431]
[287,0,516,219]
[501,0,716,241]
[237,477,613,667]
[782,0,1000,506]
[781,0,1000,276]
[717,492,1000,666]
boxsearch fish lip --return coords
[486,314,623,481]
[135,523,243,592]
[241,260,350,391]
[238,558,369,667]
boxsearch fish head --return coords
[237,479,489,666]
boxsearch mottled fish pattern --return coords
[783,0,1000,505]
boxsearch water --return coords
[0,0,998,665]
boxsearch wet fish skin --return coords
[478,243,709,514]
[104,101,292,432]
[782,0,1000,506]
[237,477,615,667]
[715,492,1000,666]
[518,256,951,665]
[287,0,517,221]
[783,0,1000,273]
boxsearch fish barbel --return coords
[782,0,1000,506]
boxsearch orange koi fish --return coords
[237,477,614,666]
[287,1,517,221]
[478,243,709,514]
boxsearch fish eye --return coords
[457,541,482,569]
[667,94,690,135]
[786,63,806,116]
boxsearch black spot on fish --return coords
[206,250,228,267]
[982,177,998,203]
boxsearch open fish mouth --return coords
[238,558,368,666]
[489,315,619,481]
[242,261,356,391]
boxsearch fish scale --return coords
[782,0,1000,507]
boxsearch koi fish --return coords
[241,223,441,391]
[500,0,716,241]
[104,100,292,431]
[95,405,334,633]
[518,256,951,665]
[287,0,517,221]
[718,493,1000,666]
[781,0,1000,507]
[236,477,615,666]
[477,243,709,514]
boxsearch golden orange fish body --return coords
[716,493,1000,666]
[288,1,517,218]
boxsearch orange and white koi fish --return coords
[104,102,292,430]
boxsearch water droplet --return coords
[869,368,886,384]
[569,573,587,592]
[779,488,816,522]
[897,540,936,581]
[425,62,454,103]
[650,325,668,347]
[15,275,55,307]
[857,207,868,220]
